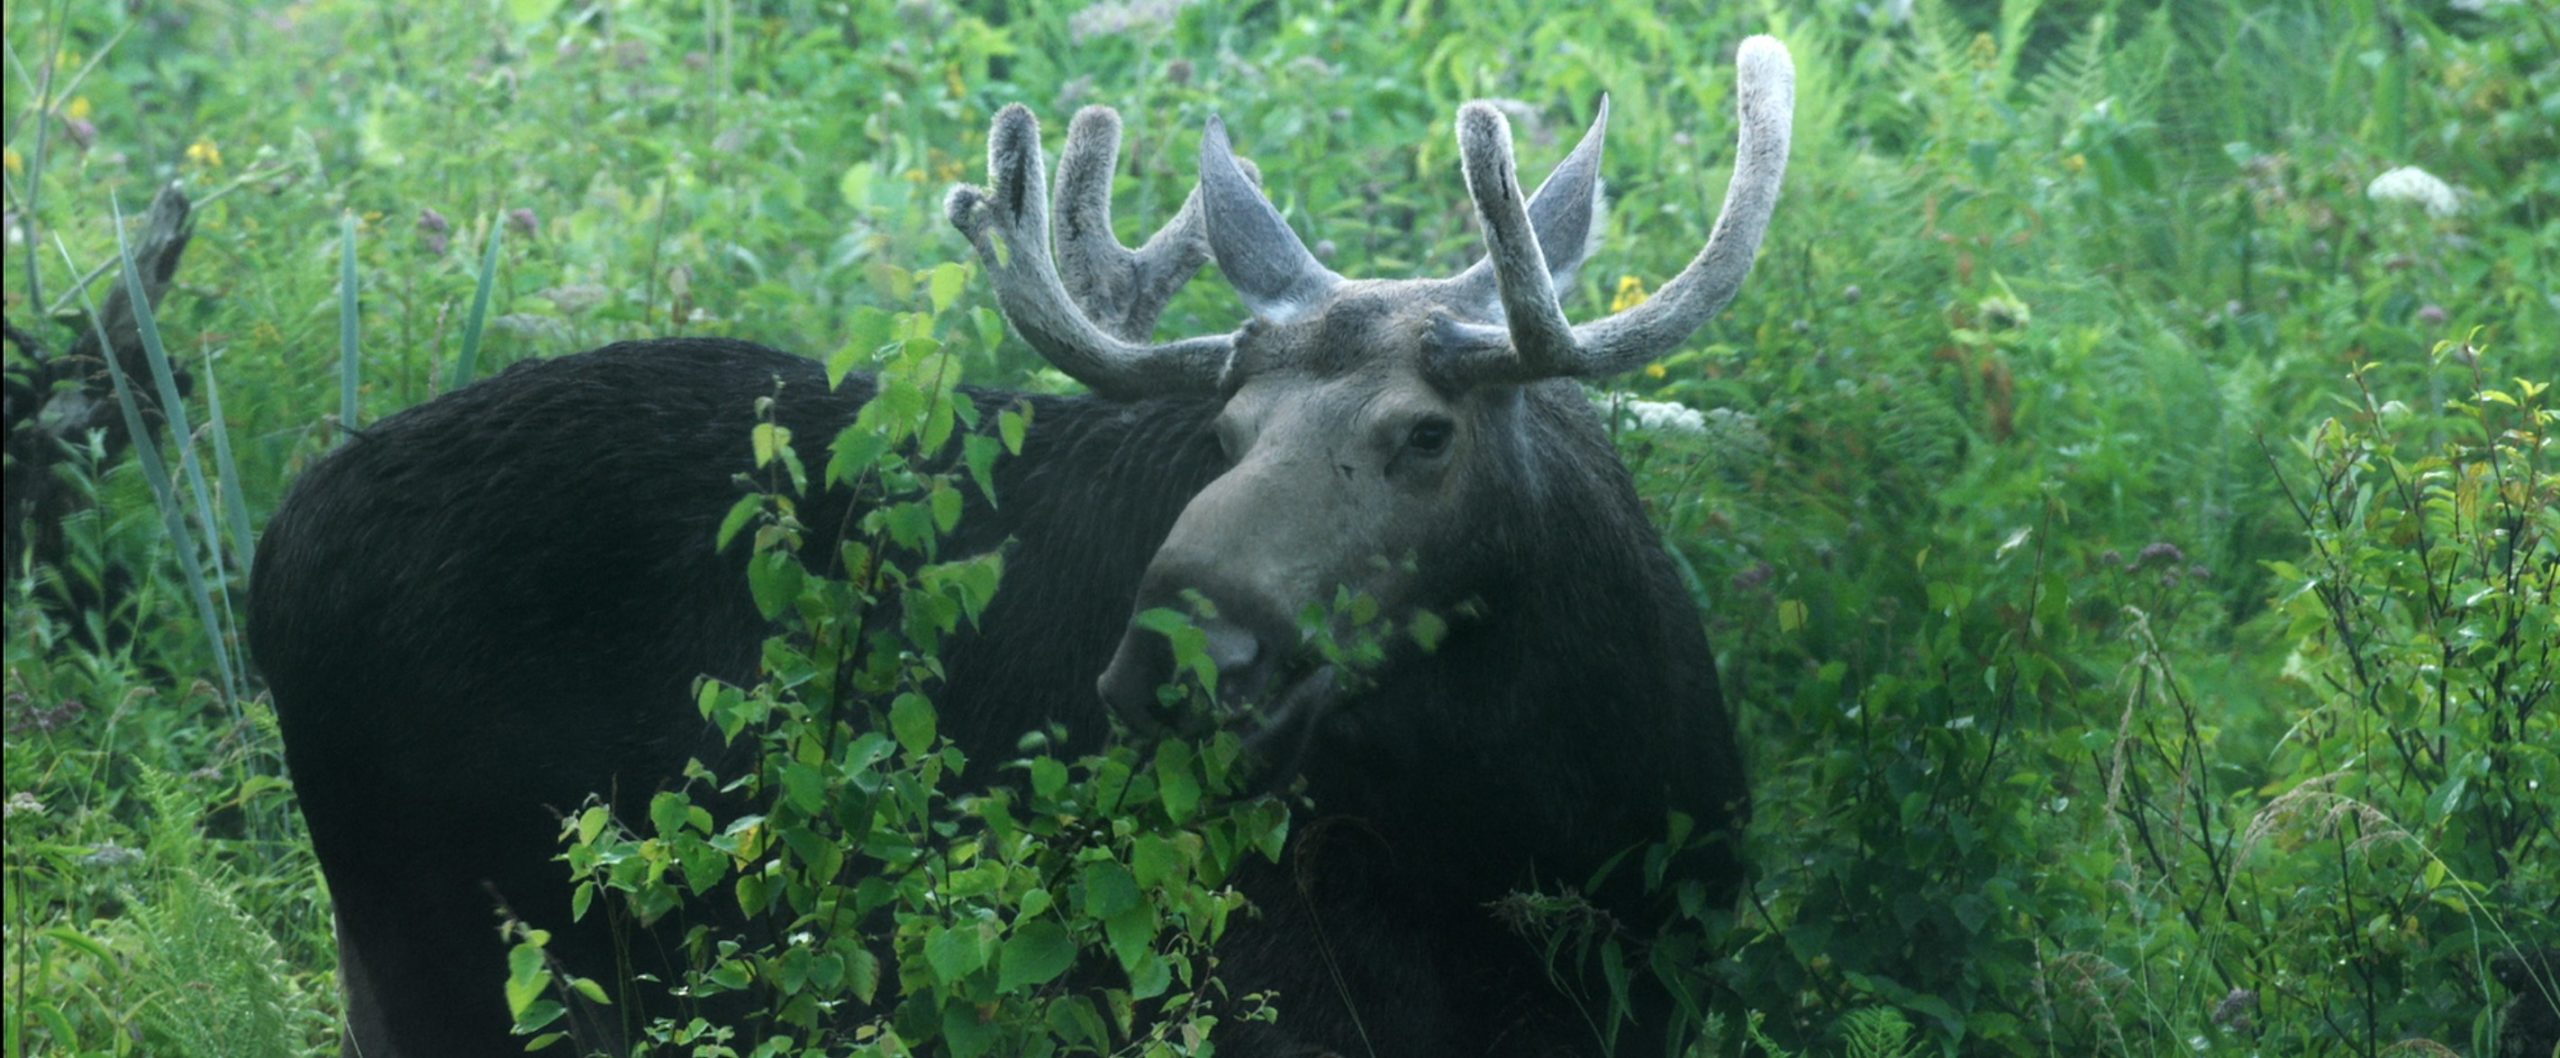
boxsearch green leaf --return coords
[838,161,878,210]
[1030,757,1068,799]
[1409,609,1448,651]
[928,261,970,314]
[505,942,552,1016]
[827,425,892,486]
[748,551,805,619]
[649,791,690,838]
[926,923,991,984]
[781,762,826,814]
[943,1003,996,1058]
[833,307,899,386]
[715,496,763,552]
[1104,906,1155,973]
[1127,951,1171,1000]
[810,950,846,991]
[1082,861,1141,919]
[891,693,938,756]
[2424,774,2470,824]
[974,306,1008,353]
[850,947,882,1005]
[998,920,1078,991]
[503,0,564,31]
[1130,834,1184,890]
[1154,740,1200,824]
[931,480,964,534]
[575,805,609,846]
[964,433,1003,505]
[752,422,792,468]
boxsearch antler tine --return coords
[1436,37,1794,386]
[1446,96,1611,318]
[948,104,1231,400]
[1570,37,1793,372]
[1052,106,1215,343]
[1454,101,1579,373]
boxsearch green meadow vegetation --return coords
[4,0,2554,1055]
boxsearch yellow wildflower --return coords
[1644,363,1667,380]
[2064,153,2087,175]
[185,137,223,168]
[1612,275,1649,313]
[65,96,91,120]
[3,147,21,175]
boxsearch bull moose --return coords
[249,36,1793,1058]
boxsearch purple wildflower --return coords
[419,208,451,255]
[1731,561,1775,594]
[2133,541,2185,569]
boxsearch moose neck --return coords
[1282,380,1739,900]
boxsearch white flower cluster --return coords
[1067,0,1196,44]
[1613,397,1708,435]
[1594,391,1774,458]
[2365,166,2459,218]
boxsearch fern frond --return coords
[1840,1006,1923,1058]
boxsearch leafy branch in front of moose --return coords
[508,263,1288,1056]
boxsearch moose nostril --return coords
[1201,620,1262,675]
[1096,608,1290,725]
[1098,632,1169,720]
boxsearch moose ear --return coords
[1199,116,1342,324]
[1526,95,1609,288]
[1448,97,1609,315]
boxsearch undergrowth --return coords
[5,0,2553,1055]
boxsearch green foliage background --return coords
[3,0,2554,1054]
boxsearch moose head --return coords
[947,37,1795,744]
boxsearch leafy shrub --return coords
[507,270,1289,1056]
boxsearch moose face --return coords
[945,36,1795,740]
[1097,283,1536,730]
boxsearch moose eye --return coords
[1406,418,1455,455]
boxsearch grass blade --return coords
[111,199,228,578]
[15,30,57,312]
[199,347,255,579]
[112,198,248,684]
[57,238,241,708]
[449,216,504,390]
[340,210,361,437]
